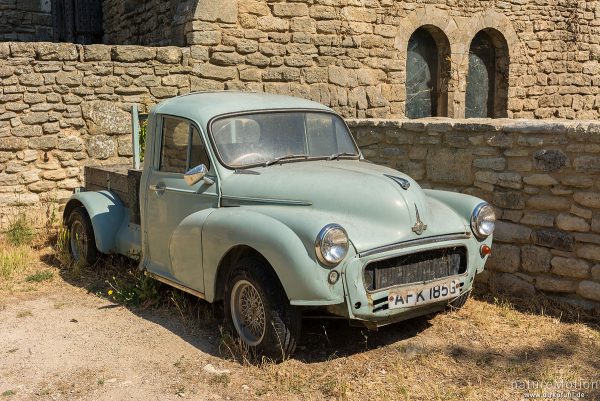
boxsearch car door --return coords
[144,115,218,292]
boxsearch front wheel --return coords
[224,257,301,361]
[447,290,470,310]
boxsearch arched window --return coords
[465,29,509,118]
[405,26,450,119]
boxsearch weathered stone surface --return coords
[12,125,42,137]
[35,43,78,61]
[426,148,473,185]
[535,276,577,293]
[556,213,590,232]
[88,135,116,159]
[492,191,525,209]
[156,47,182,64]
[551,257,590,278]
[533,149,568,172]
[574,156,600,173]
[592,265,600,281]
[83,44,111,61]
[576,245,600,262]
[81,101,130,135]
[576,280,600,302]
[532,229,574,251]
[523,174,558,186]
[527,195,570,210]
[520,212,554,227]
[111,46,156,62]
[486,244,520,273]
[493,273,535,296]
[521,246,552,273]
[573,192,600,208]
[494,221,531,244]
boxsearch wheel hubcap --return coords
[70,220,87,262]
[230,279,266,346]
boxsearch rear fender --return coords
[63,191,126,254]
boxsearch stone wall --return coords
[0,42,195,227]
[348,118,600,309]
[0,0,53,41]
[133,0,600,119]
[102,0,600,120]
[102,0,195,46]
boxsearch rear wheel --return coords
[224,257,301,361]
[67,207,98,266]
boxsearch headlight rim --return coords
[315,223,349,267]
[470,202,496,239]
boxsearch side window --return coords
[160,117,189,174]
[160,117,211,174]
[189,126,211,170]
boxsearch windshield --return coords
[210,111,359,168]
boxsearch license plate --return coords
[388,278,461,309]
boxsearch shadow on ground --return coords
[41,237,599,367]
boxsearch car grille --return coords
[363,247,467,291]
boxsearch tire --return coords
[67,207,98,266]
[224,257,301,361]
[447,290,470,310]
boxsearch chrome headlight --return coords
[315,224,349,266]
[471,203,496,238]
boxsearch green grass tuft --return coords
[5,216,34,246]
[25,270,53,283]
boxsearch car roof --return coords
[152,91,333,129]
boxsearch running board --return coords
[144,271,206,300]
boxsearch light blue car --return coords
[63,92,495,360]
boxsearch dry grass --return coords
[2,222,599,401]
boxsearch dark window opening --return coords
[465,29,509,118]
[405,26,450,119]
[52,0,103,44]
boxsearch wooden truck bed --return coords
[84,164,142,225]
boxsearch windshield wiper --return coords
[329,152,358,160]
[265,153,310,166]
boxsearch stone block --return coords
[527,195,570,210]
[492,191,525,210]
[156,47,182,64]
[425,148,473,185]
[520,212,554,227]
[574,156,600,173]
[273,3,309,17]
[533,149,568,172]
[494,221,532,243]
[522,174,558,186]
[573,192,600,208]
[592,265,600,281]
[556,213,590,232]
[521,245,552,273]
[532,228,574,251]
[35,43,78,61]
[486,244,520,273]
[494,273,535,296]
[81,101,131,135]
[576,280,600,302]
[535,276,577,293]
[112,46,156,62]
[88,135,116,159]
[576,244,600,262]
[194,63,237,81]
[83,44,111,61]
[551,257,590,278]
[12,125,43,137]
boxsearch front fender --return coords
[424,189,485,230]
[202,208,345,305]
[64,191,125,254]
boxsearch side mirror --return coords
[184,164,213,186]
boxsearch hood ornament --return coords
[411,204,427,235]
[384,174,410,190]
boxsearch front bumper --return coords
[334,234,491,327]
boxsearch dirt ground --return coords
[1,239,599,401]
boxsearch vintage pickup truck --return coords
[64,92,495,359]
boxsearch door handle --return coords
[149,183,165,195]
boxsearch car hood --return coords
[219,160,469,253]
